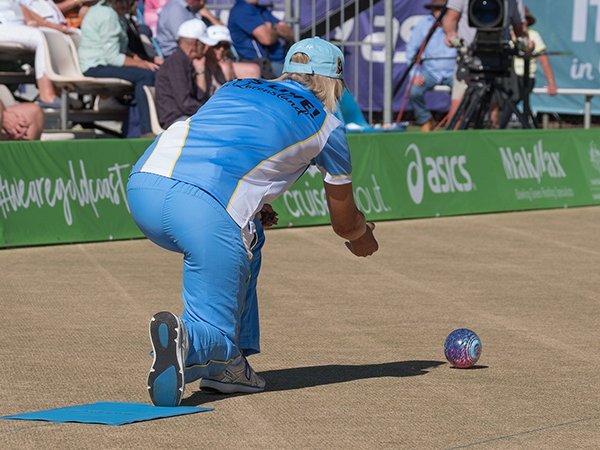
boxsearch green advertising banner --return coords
[0,139,149,247]
[1,130,600,248]
[270,129,600,227]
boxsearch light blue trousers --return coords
[127,172,264,383]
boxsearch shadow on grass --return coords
[181,360,445,406]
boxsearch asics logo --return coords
[405,144,473,205]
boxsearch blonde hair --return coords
[274,53,345,111]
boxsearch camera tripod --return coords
[446,71,537,130]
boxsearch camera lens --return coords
[469,0,503,28]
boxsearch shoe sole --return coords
[147,312,186,406]
[199,378,265,394]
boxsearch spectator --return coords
[156,0,222,58]
[406,0,455,132]
[19,0,68,27]
[55,0,98,27]
[154,19,210,129]
[203,25,260,93]
[0,0,73,108]
[0,90,44,140]
[124,2,162,64]
[79,0,158,138]
[500,5,557,128]
[443,0,528,128]
[227,0,294,79]
[203,25,234,95]
[142,0,166,36]
[20,0,96,30]
[513,6,557,96]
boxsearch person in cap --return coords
[202,25,236,95]
[202,25,261,95]
[511,6,557,96]
[405,0,456,131]
[154,19,212,129]
[499,5,557,127]
[127,37,379,406]
[155,0,223,58]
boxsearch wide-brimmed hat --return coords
[524,6,536,26]
[424,0,446,9]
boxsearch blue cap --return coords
[283,37,346,84]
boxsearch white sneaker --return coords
[200,354,265,394]
[147,312,189,406]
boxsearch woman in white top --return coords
[0,0,73,108]
[19,0,67,25]
[20,0,98,28]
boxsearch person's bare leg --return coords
[489,103,499,129]
[36,75,58,104]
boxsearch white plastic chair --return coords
[69,32,81,50]
[0,84,17,106]
[40,30,134,128]
[143,85,165,135]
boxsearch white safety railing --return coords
[531,88,600,129]
[432,86,600,129]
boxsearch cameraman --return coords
[443,0,529,128]
[406,0,456,132]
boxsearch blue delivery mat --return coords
[1,402,212,426]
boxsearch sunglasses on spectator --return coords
[214,42,231,50]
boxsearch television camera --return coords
[446,0,536,130]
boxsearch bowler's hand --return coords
[258,203,279,228]
[345,222,378,257]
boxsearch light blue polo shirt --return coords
[131,79,352,230]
